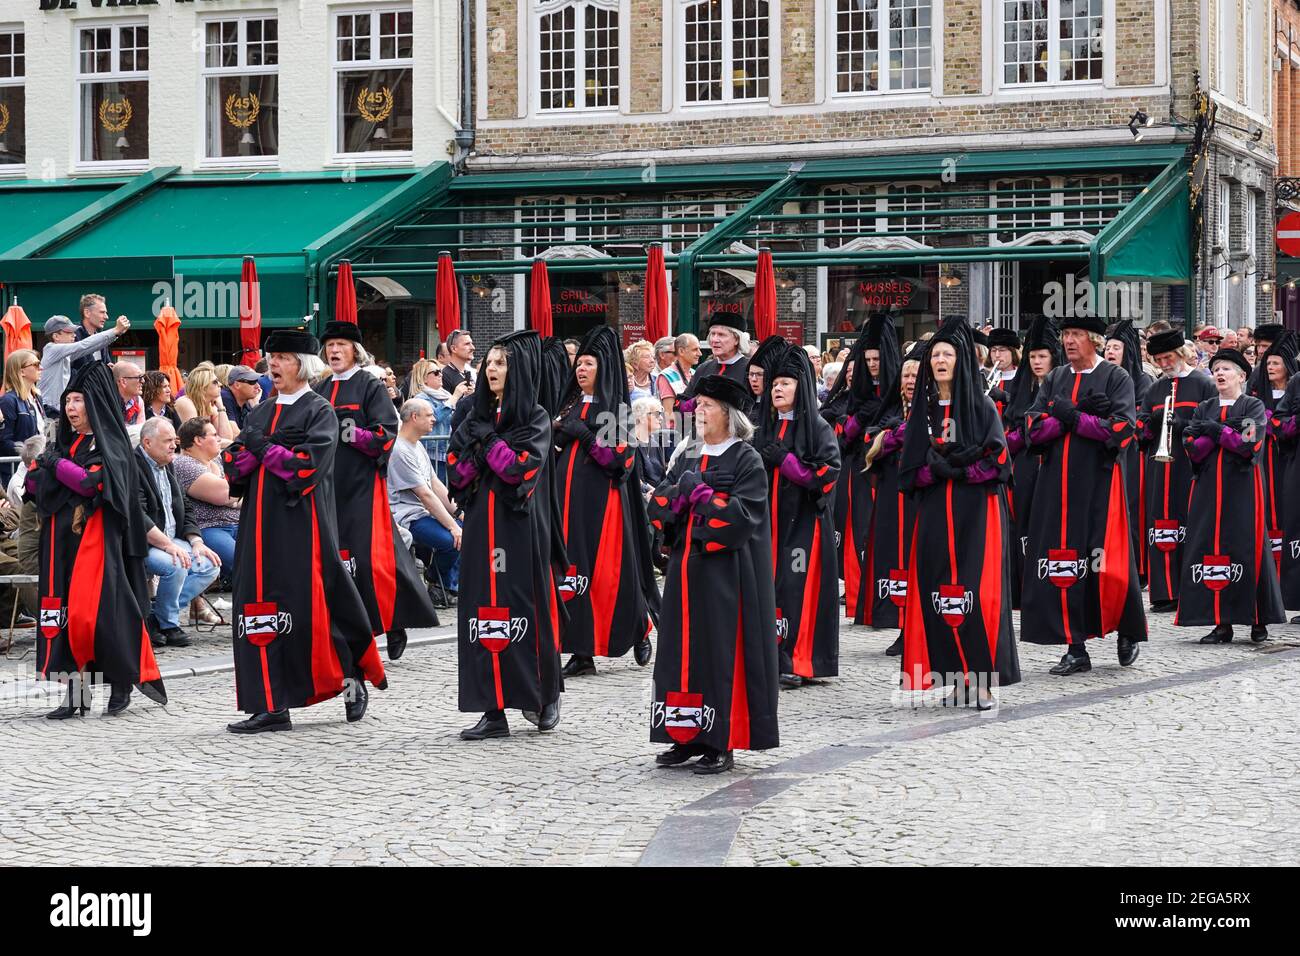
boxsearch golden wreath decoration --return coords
[225,91,261,129]
[356,86,394,124]
[98,96,132,133]
[0,102,9,136]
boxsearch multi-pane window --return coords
[1002,0,1102,86]
[0,30,24,166]
[993,176,1123,243]
[1060,176,1122,229]
[334,8,413,154]
[202,18,279,159]
[77,23,149,163]
[884,183,940,236]
[683,0,769,103]
[992,178,1053,243]
[519,196,621,256]
[538,2,620,111]
[1244,190,1257,323]
[1216,181,1232,326]
[820,184,940,246]
[835,0,932,94]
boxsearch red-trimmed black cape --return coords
[31,363,165,703]
[448,330,564,714]
[1247,335,1297,576]
[756,345,841,678]
[223,389,386,714]
[897,319,1019,690]
[551,326,660,658]
[1106,319,1154,583]
[1273,373,1300,607]
[1020,359,1147,645]
[647,439,779,752]
[1136,369,1217,605]
[314,369,439,637]
[1175,395,1284,627]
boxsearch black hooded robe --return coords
[1021,359,1147,646]
[647,439,779,752]
[315,369,439,640]
[448,331,564,714]
[1273,373,1300,607]
[1248,334,1298,571]
[1175,395,1285,627]
[30,364,165,703]
[223,389,386,714]
[1137,369,1217,606]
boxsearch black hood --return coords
[1105,318,1148,403]
[1005,314,1061,422]
[560,325,629,414]
[58,362,138,525]
[824,314,900,415]
[540,336,573,417]
[757,344,822,459]
[1249,329,1299,403]
[467,329,541,433]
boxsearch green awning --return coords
[1091,157,1191,285]
[0,180,126,257]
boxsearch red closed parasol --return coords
[154,302,183,394]
[754,248,777,342]
[239,256,262,366]
[529,259,553,338]
[643,243,669,343]
[436,251,461,345]
[336,259,358,324]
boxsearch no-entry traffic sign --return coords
[1278,212,1300,257]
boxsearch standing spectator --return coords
[69,293,123,374]
[174,366,235,440]
[1237,326,1255,350]
[379,364,403,412]
[564,338,581,364]
[441,330,477,394]
[656,332,701,420]
[220,365,262,432]
[1197,326,1223,368]
[254,356,272,400]
[435,342,451,363]
[414,363,459,482]
[0,349,46,485]
[625,340,656,403]
[631,395,668,494]
[113,361,146,426]
[653,337,677,375]
[10,434,44,621]
[133,417,222,647]
[389,400,461,598]
[819,362,842,403]
[174,417,242,592]
[38,314,128,417]
[803,345,823,381]
[142,371,182,429]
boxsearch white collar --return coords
[1000,369,1016,381]
[581,394,595,403]
[1074,355,1104,374]
[938,399,952,407]
[1174,365,1193,378]
[718,353,742,366]
[701,437,740,456]
[778,410,795,420]
[1273,388,1285,399]
[1219,396,1237,406]
[331,365,361,382]
[276,386,309,405]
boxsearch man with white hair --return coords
[679,320,751,409]
[222,329,387,734]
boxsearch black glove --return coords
[987,387,1010,405]
[555,416,591,444]
[1049,397,1080,430]
[270,426,308,449]
[927,449,964,481]
[946,444,986,469]
[240,426,269,458]
[465,417,497,447]
[37,446,64,472]
[760,442,787,470]
[1076,392,1113,417]
[706,471,737,494]
[676,470,703,499]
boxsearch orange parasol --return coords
[154,302,183,393]
[2,298,33,359]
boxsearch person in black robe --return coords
[551,326,660,676]
[28,363,166,718]
[897,318,1019,709]
[754,344,841,688]
[679,319,751,402]
[1137,329,1217,612]
[646,374,779,774]
[1001,316,1060,609]
[985,326,1020,419]
[447,330,565,740]
[222,330,387,733]
[314,321,439,661]
[1272,364,1300,615]
[1021,314,1147,675]
[742,336,787,432]
[1247,331,1297,575]
[1104,320,1155,584]
[1177,348,1284,643]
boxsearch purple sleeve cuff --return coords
[1281,417,1299,441]
[688,483,714,511]
[842,414,864,443]
[1005,429,1025,456]
[450,458,479,488]
[228,450,258,479]
[24,473,37,497]
[54,458,96,497]
[1074,413,1112,443]
[676,397,696,415]
[1218,427,1250,456]
[349,426,386,459]
[669,495,688,515]
[588,442,616,469]
[262,444,297,482]
[880,425,906,456]
[778,453,817,487]
[965,461,1001,484]
[915,466,935,488]
[485,440,522,484]
[1187,435,1215,463]
[1028,416,1065,444]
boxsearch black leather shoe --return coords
[561,655,596,677]
[1149,600,1177,613]
[1199,625,1233,644]
[1250,626,1269,644]
[460,713,509,740]
[344,677,368,723]
[779,673,804,689]
[163,627,193,648]
[885,634,904,656]
[1117,636,1140,667]
[1048,652,1092,676]
[633,636,653,667]
[656,742,706,766]
[106,684,131,716]
[46,684,88,720]
[537,698,561,732]
[227,711,292,734]
[693,750,735,775]
[1291,615,1300,625]
[386,628,408,661]
[147,614,165,648]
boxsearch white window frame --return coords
[988,174,1121,243]
[1244,189,1256,324]
[0,25,24,173]
[330,4,414,165]
[678,0,773,107]
[997,0,1104,90]
[532,0,622,114]
[516,194,623,258]
[818,181,941,249]
[827,0,934,98]
[74,19,150,172]
[1216,180,1231,327]
[198,14,280,169]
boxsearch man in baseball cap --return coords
[221,365,263,430]
[37,313,130,418]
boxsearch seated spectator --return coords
[819,362,842,403]
[388,400,461,597]
[631,396,668,495]
[219,365,262,432]
[11,434,44,621]
[142,370,182,429]
[379,364,403,412]
[174,366,235,441]
[134,417,221,646]
[173,417,241,592]
[0,349,47,485]
[213,364,233,388]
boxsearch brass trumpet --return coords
[1153,380,1176,463]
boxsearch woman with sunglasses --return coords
[0,349,46,485]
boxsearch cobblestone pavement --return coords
[1,603,1296,866]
